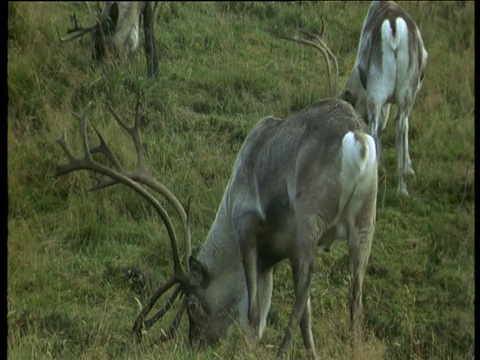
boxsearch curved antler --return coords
[276,17,339,97]
[57,13,98,42]
[55,100,191,341]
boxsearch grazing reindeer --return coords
[55,97,378,358]
[58,2,159,77]
[278,1,427,196]
[338,0,428,195]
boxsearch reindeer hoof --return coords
[397,187,410,196]
[405,167,415,177]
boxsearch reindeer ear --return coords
[188,256,210,288]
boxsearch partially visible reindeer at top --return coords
[280,1,428,196]
[59,2,159,77]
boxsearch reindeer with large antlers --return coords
[58,2,159,77]
[56,96,378,358]
[279,1,428,196]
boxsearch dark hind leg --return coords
[277,214,322,358]
[236,214,263,338]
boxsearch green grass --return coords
[8,2,474,359]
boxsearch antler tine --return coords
[298,26,339,96]
[132,277,184,341]
[144,284,182,331]
[91,125,123,170]
[277,20,338,97]
[319,15,325,39]
[56,131,75,162]
[132,283,187,341]
[158,297,187,342]
[56,103,190,339]
[57,28,91,43]
[58,13,97,43]
[66,13,98,34]
[88,125,123,191]
[88,124,124,191]
[107,102,147,172]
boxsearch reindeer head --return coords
[58,2,141,66]
[91,2,120,64]
[338,67,368,121]
[184,257,242,347]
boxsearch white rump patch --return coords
[343,132,375,167]
[381,17,408,51]
[341,131,377,186]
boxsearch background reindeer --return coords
[279,1,427,196]
[55,97,378,358]
[338,0,428,196]
[59,2,159,77]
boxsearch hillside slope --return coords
[8,2,474,359]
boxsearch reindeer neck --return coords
[197,195,241,276]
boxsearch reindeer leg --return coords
[257,266,274,339]
[236,214,263,339]
[348,207,375,352]
[367,98,384,166]
[395,102,415,196]
[244,248,260,339]
[278,214,320,358]
[403,115,415,177]
[380,103,391,132]
[374,102,391,173]
[300,296,317,359]
[278,256,315,357]
[379,103,392,152]
[143,3,159,77]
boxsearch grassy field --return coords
[8,2,474,359]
